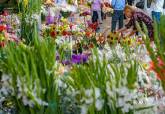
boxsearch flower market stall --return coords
[0,0,165,114]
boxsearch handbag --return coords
[136,0,144,9]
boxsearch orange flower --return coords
[89,43,94,48]
[148,57,165,80]
[85,31,92,38]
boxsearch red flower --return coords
[69,24,73,30]
[62,31,72,36]
[50,31,56,38]
[88,22,98,31]
[67,31,72,36]
[0,41,5,47]
[62,31,68,36]
[0,25,6,32]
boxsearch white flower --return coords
[117,97,125,107]
[35,98,48,106]
[22,96,29,106]
[0,87,9,95]
[145,97,155,105]
[95,88,101,99]
[124,95,132,102]
[118,87,129,96]
[80,105,88,114]
[0,97,5,103]
[57,79,67,89]
[95,99,104,111]
[121,103,132,113]
[106,82,115,98]
[1,74,10,82]
[85,98,93,104]
[85,89,93,98]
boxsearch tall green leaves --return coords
[18,0,42,44]
[1,35,60,113]
[136,16,165,90]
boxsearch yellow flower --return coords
[51,25,56,31]
[142,63,149,70]
[23,0,28,7]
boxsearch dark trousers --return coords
[111,10,124,32]
[92,11,98,23]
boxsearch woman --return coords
[118,5,154,41]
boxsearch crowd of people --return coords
[90,0,164,41]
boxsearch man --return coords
[151,0,164,23]
[111,0,126,32]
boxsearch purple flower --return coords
[60,54,90,65]
[62,60,71,65]
[71,54,89,64]
[56,53,60,61]
[46,15,54,25]
[6,24,11,32]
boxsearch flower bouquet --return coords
[102,6,114,14]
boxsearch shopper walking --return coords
[151,0,164,23]
[111,0,126,32]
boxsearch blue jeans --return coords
[111,10,124,32]
[152,11,161,23]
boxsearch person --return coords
[127,0,135,5]
[91,0,103,24]
[151,0,164,23]
[111,0,126,32]
[118,5,154,41]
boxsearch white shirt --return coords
[151,0,164,12]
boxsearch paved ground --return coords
[100,16,111,34]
